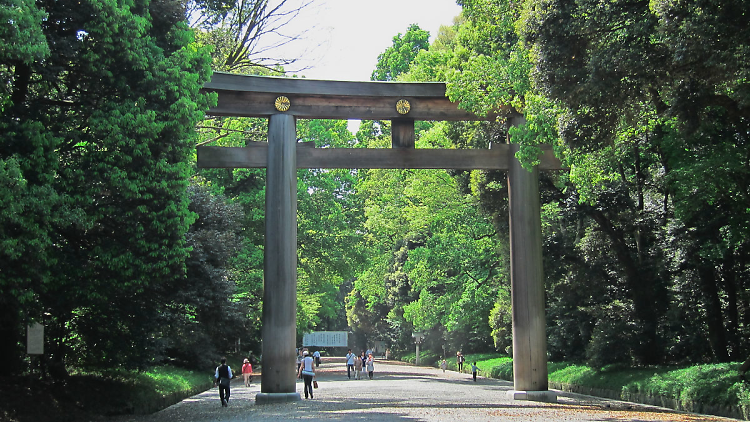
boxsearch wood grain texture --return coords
[392,119,415,148]
[206,71,448,97]
[261,114,298,395]
[507,133,549,393]
[204,90,484,121]
[197,144,564,170]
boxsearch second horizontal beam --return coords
[197,144,564,170]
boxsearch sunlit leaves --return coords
[372,24,430,81]
[1,0,214,369]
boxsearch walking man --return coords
[346,349,356,379]
[214,357,233,407]
[313,350,321,367]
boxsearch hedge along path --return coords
[197,72,565,403]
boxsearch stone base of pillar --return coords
[507,390,558,403]
[255,392,301,404]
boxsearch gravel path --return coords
[108,359,742,422]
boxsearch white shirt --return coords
[215,365,233,379]
[302,356,314,372]
[346,353,355,365]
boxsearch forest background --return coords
[1,0,749,387]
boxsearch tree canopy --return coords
[2,0,749,378]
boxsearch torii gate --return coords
[198,72,562,403]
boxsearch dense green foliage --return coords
[459,355,750,409]
[347,0,750,373]
[371,24,430,81]
[0,0,215,373]
[2,0,748,404]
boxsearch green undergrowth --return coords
[546,362,750,409]
[70,365,213,414]
[399,350,441,366]
[458,354,750,410]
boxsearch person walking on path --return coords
[241,358,253,386]
[440,359,447,373]
[471,362,479,382]
[346,349,356,379]
[313,350,321,367]
[366,353,375,380]
[214,357,233,407]
[296,348,305,373]
[457,352,465,372]
[297,350,316,399]
[354,353,363,380]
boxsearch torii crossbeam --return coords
[198,72,562,403]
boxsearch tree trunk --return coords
[0,302,23,376]
[588,207,663,364]
[739,356,750,380]
[697,262,730,362]
[723,250,739,359]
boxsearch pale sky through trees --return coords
[262,0,462,81]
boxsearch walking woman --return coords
[366,353,375,380]
[297,350,316,399]
[241,358,253,386]
[354,353,363,379]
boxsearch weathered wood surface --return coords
[507,125,549,393]
[392,119,415,148]
[204,90,484,121]
[260,114,299,397]
[201,72,491,121]
[206,72,449,97]
[197,144,564,170]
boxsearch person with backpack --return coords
[214,357,233,407]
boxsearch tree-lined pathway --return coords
[109,359,740,422]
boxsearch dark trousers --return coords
[472,372,477,381]
[347,364,354,378]
[303,374,314,398]
[368,371,373,379]
[458,362,463,372]
[219,383,230,405]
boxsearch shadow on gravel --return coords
[107,361,705,422]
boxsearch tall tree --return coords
[371,23,430,81]
[164,181,249,368]
[522,0,750,363]
[0,0,214,371]
[190,0,313,73]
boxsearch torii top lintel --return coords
[202,71,487,121]
[198,72,564,170]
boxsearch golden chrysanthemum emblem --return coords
[396,99,411,115]
[274,96,291,112]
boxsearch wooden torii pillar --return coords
[198,72,562,403]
